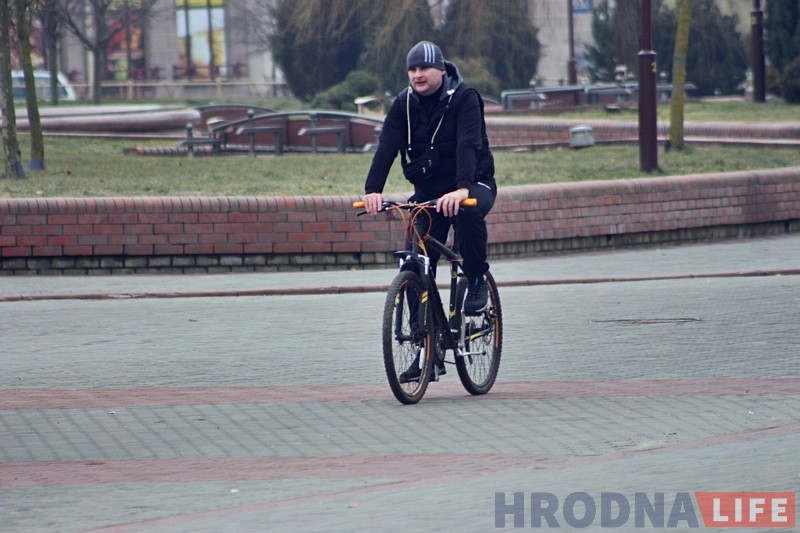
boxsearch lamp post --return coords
[751,0,766,102]
[638,0,658,172]
[567,0,578,85]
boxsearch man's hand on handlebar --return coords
[362,192,383,215]
[436,188,469,218]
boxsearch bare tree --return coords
[0,0,26,179]
[16,0,44,170]
[668,0,692,151]
[40,0,63,104]
[59,0,158,103]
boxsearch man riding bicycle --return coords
[362,40,497,317]
[362,41,497,382]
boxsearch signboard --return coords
[573,0,592,13]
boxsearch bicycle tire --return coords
[455,271,503,395]
[383,270,433,404]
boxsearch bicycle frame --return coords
[396,216,490,362]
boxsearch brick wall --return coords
[2,167,800,275]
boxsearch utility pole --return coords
[751,0,766,102]
[638,0,658,172]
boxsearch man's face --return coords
[407,66,444,96]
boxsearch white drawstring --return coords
[406,87,454,154]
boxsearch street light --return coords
[638,0,658,172]
[751,0,766,102]
[567,0,578,85]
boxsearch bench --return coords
[298,126,347,153]
[179,123,222,157]
[235,125,285,156]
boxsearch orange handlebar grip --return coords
[352,201,365,209]
[461,198,477,207]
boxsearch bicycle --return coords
[354,198,503,404]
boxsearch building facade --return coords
[54,0,752,100]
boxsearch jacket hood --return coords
[442,60,463,96]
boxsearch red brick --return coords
[17,214,48,225]
[138,214,169,224]
[198,213,228,223]
[94,225,124,235]
[154,244,185,255]
[94,245,123,255]
[18,236,47,246]
[229,212,257,223]
[47,214,78,225]
[33,225,62,236]
[139,234,170,245]
[108,235,139,245]
[169,213,199,224]
[109,213,139,224]
[213,243,243,254]
[124,245,153,255]
[183,244,215,254]
[154,223,185,235]
[287,211,316,222]
[288,232,315,243]
[63,225,94,236]
[77,235,108,246]
[243,243,272,254]
[78,214,109,224]
[302,222,331,233]
[302,242,331,253]
[273,222,303,233]
[169,233,200,244]
[124,224,154,235]
[32,245,62,255]
[273,242,303,253]
[47,235,78,246]
[62,245,93,255]
[1,247,31,257]
[214,223,244,233]
[314,232,346,243]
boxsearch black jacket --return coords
[364,61,495,200]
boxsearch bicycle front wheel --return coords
[383,270,433,404]
[455,270,503,395]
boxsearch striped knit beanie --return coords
[406,41,445,71]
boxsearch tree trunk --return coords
[92,7,106,104]
[0,0,26,179]
[668,0,692,151]
[16,0,45,170]
[43,0,60,104]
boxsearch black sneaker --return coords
[464,277,489,314]
[398,356,446,383]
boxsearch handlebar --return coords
[353,198,477,213]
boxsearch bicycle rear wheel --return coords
[455,271,503,395]
[383,270,433,404]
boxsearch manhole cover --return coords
[592,318,702,325]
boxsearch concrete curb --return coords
[3,268,798,302]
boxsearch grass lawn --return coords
[1,99,798,199]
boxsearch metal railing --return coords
[69,79,289,102]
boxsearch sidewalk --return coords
[2,233,799,531]
[2,233,799,300]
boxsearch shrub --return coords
[780,56,800,104]
[310,70,381,111]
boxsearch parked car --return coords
[12,70,77,102]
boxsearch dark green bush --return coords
[310,70,381,111]
[780,56,800,104]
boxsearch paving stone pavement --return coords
[1,234,799,532]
